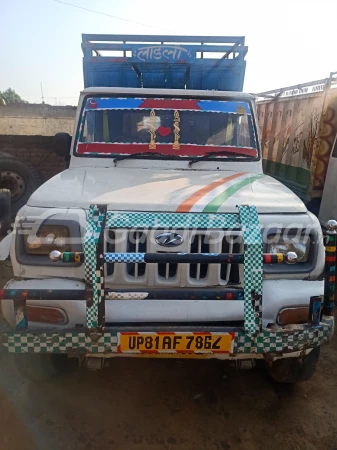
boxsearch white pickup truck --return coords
[0,35,335,383]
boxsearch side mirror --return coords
[54,133,71,157]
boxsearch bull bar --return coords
[0,204,335,357]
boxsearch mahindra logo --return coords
[155,232,184,247]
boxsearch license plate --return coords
[118,332,234,354]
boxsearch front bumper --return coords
[0,278,334,358]
[0,319,333,358]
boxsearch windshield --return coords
[76,97,259,159]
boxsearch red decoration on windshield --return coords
[77,143,257,158]
[157,126,172,137]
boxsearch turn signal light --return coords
[277,307,309,326]
[27,306,68,325]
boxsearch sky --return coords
[1,0,337,105]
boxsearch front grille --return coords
[105,228,243,288]
[220,234,241,284]
[126,231,147,278]
[189,234,209,280]
[158,258,178,280]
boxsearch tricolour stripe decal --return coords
[190,173,251,212]
[203,174,265,213]
[176,172,246,212]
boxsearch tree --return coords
[0,88,28,105]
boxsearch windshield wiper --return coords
[114,152,177,163]
[113,149,255,165]
[188,150,254,166]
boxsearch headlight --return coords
[267,234,311,263]
[16,216,83,267]
[24,224,70,255]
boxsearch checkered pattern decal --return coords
[106,292,149,300]
[238,205,263,335]
[85,205,105,328]
[4,332,118,354]
[105,211,241,229]
[104,253,145,263]
[2,318,333,354]
[233,317,333,353]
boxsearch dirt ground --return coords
[1,262,337,450]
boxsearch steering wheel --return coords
[112,134,148,143]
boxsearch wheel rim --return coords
[0,170,26,201]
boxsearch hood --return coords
[28,168,307,214]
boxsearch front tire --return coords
[0,188,11,233]
[0,157,42,219]
[266,347,320,384]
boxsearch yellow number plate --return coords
[118,332,234,354]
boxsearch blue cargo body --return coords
[82,34,247,91]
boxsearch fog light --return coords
[277,307,309,326]
[27,306,68,325]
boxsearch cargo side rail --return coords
[82,34,247,91]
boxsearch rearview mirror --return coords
[54,133,71,157]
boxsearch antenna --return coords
[40,82,45,104]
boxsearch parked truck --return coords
[0,35,335,383]
[0,103,76,231]
[257,73,337,223]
